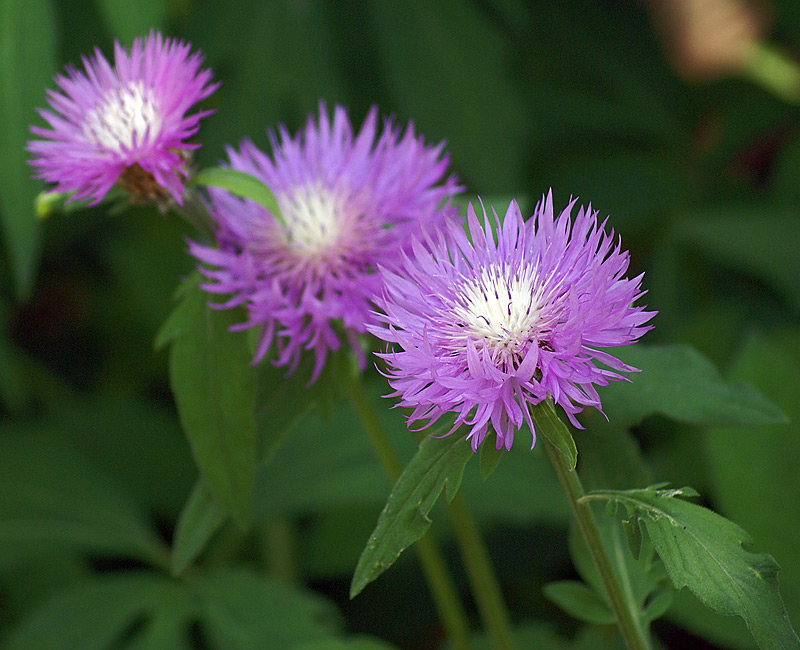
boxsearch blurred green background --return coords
[1,1,799,648]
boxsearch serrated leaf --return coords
[0,0,56,297]
[192,167,283,224]
[586,487,800,650]
[543,580,615,625]
[530,399,577,470]
[600,344,787,429]
[350,431,473,597]
[170,479,227,576]
[156,272,257,526]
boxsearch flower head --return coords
[190,104,462,380]
[371,194,655,451]
[28,31,218,205]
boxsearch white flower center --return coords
[83,81,161,152]
[280,184,347,256]
[454,265,543,350]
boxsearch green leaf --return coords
[585,486,800,650]
[369,0,527,191]
[170,479,227,576]
[599,344,787,429]
[0,0,56,297]
[676,205,800,309]
[292,638,401,650]
[156,272,257,526]
[478,430,504,481]
[530,399,577,470]
[0,431,166,569]
[192,167,283,225]
[92,0,166,43]
[196,568,341,649]
[704,331,800,634]
[3,573,189,650]
[543,580,615,625]
[4,568,340,650]
[350,430,473,597]
[622,515,643,561]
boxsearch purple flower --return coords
[28,31,217,205]
[371,194,655,451]
[190,104,462,380]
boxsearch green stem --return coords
[742,41,800,105]
[347,375,474,650]
[541,435,652,650]
[169,187,217,239]
[262,518,298,584]
[447,493,518,650]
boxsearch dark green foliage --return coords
[4,1,800,648]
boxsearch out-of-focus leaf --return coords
[478,433,504,481]
[192,167,282,221]
[253,371,568,527]
[156,272,257,527]
[704,331,800,633]
[542,152,694,234]
[2,573,189,650]
[442,619,571,650]
[676,205,800,309]
[599,344,786,429]
[0,431,167,569]
[196,568,341,649]
[187,0,344,167]
[4,568,340,650]
[293,638,400,650]
[587,486,800,650]
[543,580,615,624]
[0,0,56,297]
[170,479,227,576]
[92,0,165,43]
[668,589,756,650]
[369,0,527,191]
[350,430,473,597]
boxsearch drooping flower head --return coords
[371,194,655,451]
[190,104,462,380]
[28,31,218,205]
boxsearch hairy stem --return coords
[542,434,652,650]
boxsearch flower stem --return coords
[446,492,518,650]
[541,434,652,650]
[347,375,474,650]
[742,42,800,105]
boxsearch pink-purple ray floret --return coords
[190,104,462,380]
[28,31,217,204]
[371,192,655,451]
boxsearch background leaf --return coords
[156,272,257,527]
[598,344,786,430]
[703,331,800,634]
[91,0,165,43]
[0,0,56,297]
